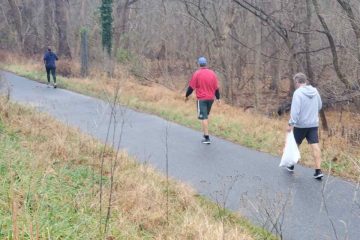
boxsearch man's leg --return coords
[201,119,210,144]
[46,67,51,83]
[197,100,211,144]
[310,143,322,169]
[51,67,56,83]
[203,100,213,137]
[202,119,209,136]
[307,127,323,179]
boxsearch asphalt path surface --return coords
[1,71,359,240]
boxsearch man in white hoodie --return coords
[287,72,324,179]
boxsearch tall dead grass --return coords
[0,98,269,239]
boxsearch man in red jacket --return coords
[185,57,220,144]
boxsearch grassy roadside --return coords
[0,57,359,181]
[0,98,276,239]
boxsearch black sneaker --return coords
[313,169,324,180]
[54,83,57,88]
[201,137,211,144]
[286,165,295,172]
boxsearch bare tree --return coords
[336,0,360,85]
[55,0,72,58]
[7,0,23,51]
[43,0,53,47]
[21,1,42,54]
[253,4,262,109]
[312,0,350,89]
[80,28,89,77]
[231,0,299,92]
[303,0,329,131]
[113,0,139,53]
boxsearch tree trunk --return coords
[81,29,89,77]
[312,0,350,89]
[336,0,360,85]
[114,2,127,53]
[114,0,138,53]
[22,3,41,54]
[305,0,328,131]
[219,49,233,103]
[304,0,315,85]
[7,0,23,51]
[43,0,53,47]
[253,11,262,109]
[54,0,72,59]
[270,51,280,94]
[286,40,296,93]
[219,3,237,103]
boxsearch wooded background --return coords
[1,0,360,115]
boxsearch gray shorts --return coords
[197,100,214,120]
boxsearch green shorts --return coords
[197,100,214,120]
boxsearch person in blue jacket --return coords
[43,47,58,88]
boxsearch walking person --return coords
[185,57,220,144]
[43,47,58,88]
[287,72,324,179]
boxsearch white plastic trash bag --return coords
[279,131,301,167]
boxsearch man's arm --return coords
[289,93,301,127]
[317,90,322,111]
[213,71,220,100]
[185,86,193,102]
[55,54,58,61]
[185,86,194,98]
[215,89,220,100]
[185,72,197,101]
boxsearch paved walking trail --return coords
[2,71,359,240]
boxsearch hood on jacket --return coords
[298,85,318,99]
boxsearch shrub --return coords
[116,48,132,63]
[57,60,73,77]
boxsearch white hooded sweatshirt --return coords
[289,85,322,128]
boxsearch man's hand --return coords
[184,96,189,102]
[286,125,293,133]
[216,99,221,105]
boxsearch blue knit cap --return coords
[198,57,207,66]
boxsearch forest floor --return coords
[0,51,359,182]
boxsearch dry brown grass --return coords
[0,98,268,239]
[1,50,359,181]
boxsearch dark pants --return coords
[293,127,319,145]
[197,100,214,120]
[46,67,56,83]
